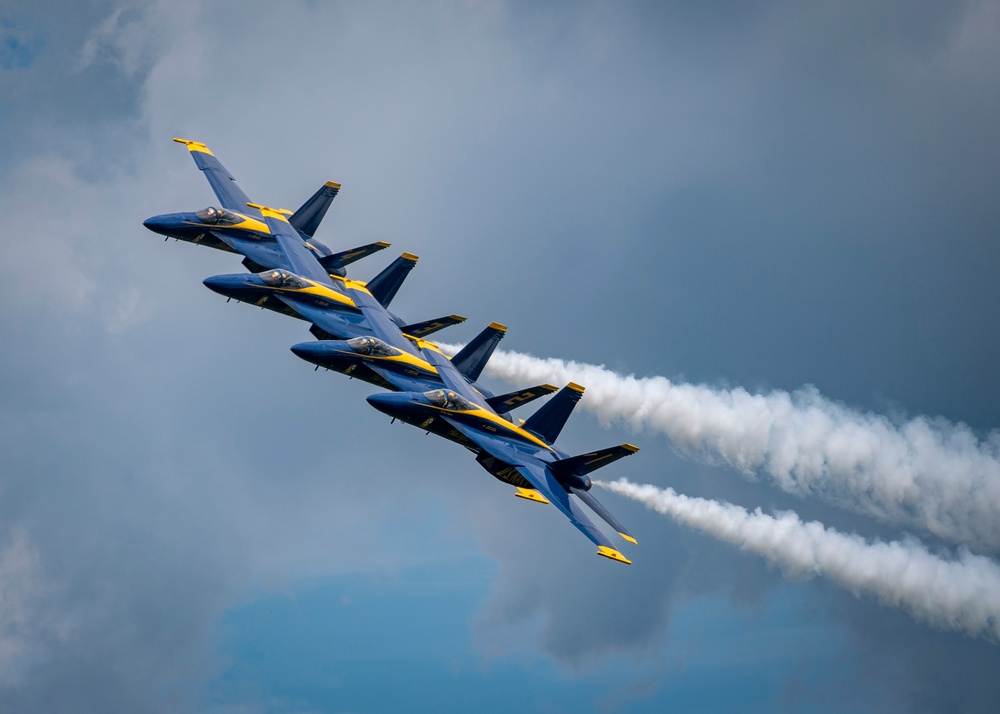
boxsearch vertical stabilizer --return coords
[367,253,418,308]
[451,323,506,381]
[289,181,340,238]
[521,383,584,444]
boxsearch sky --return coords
[1,0,1000,711]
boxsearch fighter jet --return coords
[142,138,389,276]
[290,274,558,406]
[208,202,548,406]
[202,202,472,364]
[367,348,639,564]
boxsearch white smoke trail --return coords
[598,478,1000,642]
[458,347,1000,552]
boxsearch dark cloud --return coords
[2,0,1000,710]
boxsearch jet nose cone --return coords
[202,273,244,296]
[290,341,344,367]
[142,214,172,234]
[366,392,400,415]
[290,341,328,360]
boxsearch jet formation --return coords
[144,139,639,564]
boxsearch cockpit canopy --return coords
[195,206,243,226]
[424,389,476,411]
[258,269,311,290]
[346,336,400,357]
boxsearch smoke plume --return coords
[467,348,1000,552]
[599,479,1000,641]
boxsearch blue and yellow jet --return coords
[143,138,389,276]
[203,203,496,389]
[291,274,558,408]
[208,202,550,407]
[367,349,639,564]
[201,202,414,340]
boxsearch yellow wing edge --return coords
[597,546,632,565]
[172,137,213,155]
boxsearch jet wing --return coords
[209,231,294,273]
[344,286,422,358]
[274,295,370,340]
[174,138,251,211]
[362,362,438,393]
[439,415,628,563]
[422,348,490,410]
[255,208,335,285]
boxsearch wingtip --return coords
[596,546,632,564]
[374,241,392,248]
[619,532,638,545]
[172,137,213,155]
[450,315,468,323]
[622,443,640,454]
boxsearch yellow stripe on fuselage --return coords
[363,350,437,375]
[185,212,271,235]
[424,404,554,452]
[265,280,358,308]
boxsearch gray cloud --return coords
[2,0,1000,710]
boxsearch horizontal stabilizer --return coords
[290,181,340,238]
[552,443,639,476]
[514,487,549,504]
[521,383,584,445]
[401,315,467,338]
[318,242,391,274]
[451,322,506,381]
[486,384,557,414]
[173,138,251,212]
[571,485,637,545]
[596,546,632,565]
[366,253,418,308]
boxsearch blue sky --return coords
[210,566,848,714]
[1,1,999,712]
